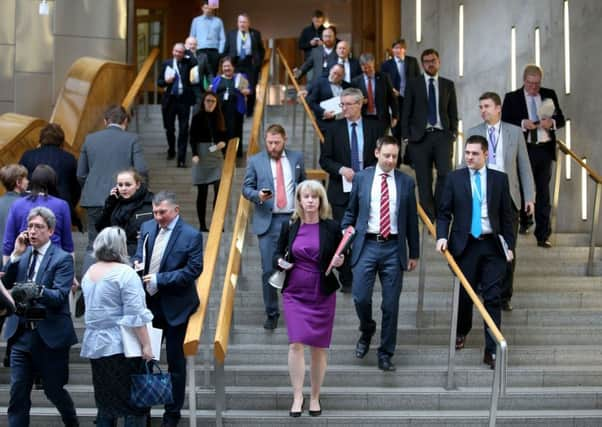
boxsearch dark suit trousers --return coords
[9,329,77,427]
[161,96,191,163]
[527,144,554,241]
[391,96,404,141]
[331,203,352,287]
[407,130,452,220]
[351,239,404,357]
[501,207,520,302]
[456,236,506,354]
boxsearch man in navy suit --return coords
[3,206,78,427]
[342,136,419,371]
[502,64,565,248]
[307,64,350,133]
[134,191,203,427]
[242,124,306,329]
[436,135,515,369]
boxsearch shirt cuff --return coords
[9,253,21,264]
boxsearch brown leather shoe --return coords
[455,335,465,350]
[483,352,496,370]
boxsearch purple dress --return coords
[283,223,336,348]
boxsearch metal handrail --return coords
[552,139,602,275]
[416,203,507,427]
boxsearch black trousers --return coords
[161,96,191,163]
[527,144,554,242]
[501,207,519,302]
[196,181,220,230]
[199,48,219,76]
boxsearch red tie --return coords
[276,158,287,209]
[367,78,376,114]
[380,173,390,238]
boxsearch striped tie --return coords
[380,173,391,238]
[148,228,168,274]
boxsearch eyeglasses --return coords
[340,101,360,108]
[205,99,217,104]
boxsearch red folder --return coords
[325,226,356,275]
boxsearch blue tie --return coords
[398,60,406,95]
[427,78,437,126]
[350,123,360,172]
[240,32,247,57]
[471,171,482,238]
[487,127,497,165]
[171,70,180,95]
[529,96,539,143]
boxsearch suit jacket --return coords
[186,49,214,94]
[242,150,306,236]
[223,28,265,69]
[436,167,515,257]
[133,217,203,326]
[352,72,399,126]
[402,75,458,142]
[380,56,421,94]
[298,45,338,89]
[319,118,385,206]
[20,145,81,210]
[307,77,350,119]
[273,218,341,295]
[501,86,565,159]
[158,57,197,106]
[2,243,77,349]
[341,167,420,268]
[326,57,362,83]
[77,126,148,207]
[466,121,535,210]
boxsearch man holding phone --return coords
[242,124,306,329]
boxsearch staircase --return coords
[0,104,601,426]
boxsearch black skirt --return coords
[90,353,149,417]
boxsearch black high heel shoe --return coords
[289,397,304,417]
[308,399,321,416]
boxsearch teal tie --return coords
[471,171,482,238]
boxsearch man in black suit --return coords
[184,36,214,112]
[501,64,565,248]
[3,206,78,426]
[158,43,197,168]
[352,52,398,133]
[402,48,458,220]
[327,40,362,84]
[436,135,514,369]
[381,39,421,146]
[320,87,385,291]
[307,64,350,133]
[298,9,325,61]
[223,13,265,116]
[294,26,338,90]
[19,123,82,231]
[134,191,203,427]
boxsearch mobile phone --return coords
[22,232,30,246]
[278,259,293,270]
[261,188,272,195]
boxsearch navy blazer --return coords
[501,86,565,159]
[341,167,420,268]
[158,57,197,106]
[242,150,306,236]
[307,76,351,119]
[436,167,515,258]
[2,243,77,349]
[133,217,203,326]
[380,56,421,94]
[223,28,265,68]
[273,218,341,295]
[351,72,399,125]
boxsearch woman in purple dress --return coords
[274,180,344,417]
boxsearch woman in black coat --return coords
[96,169,153,256]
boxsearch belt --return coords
[470,233,494,241]
[199,48,218,51]
[365,233,398,242]
[527,140,549,145]
[425,127,443,133]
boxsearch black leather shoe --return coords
[177,161,186,168]
[308,399,321,416]
[263,315,278,330]
[483,352,496,369]
[537,240,552,248]
[355,336,371,359]
[377,355,396,371]
[502,300,513,311]
[519,224,531,235]
[289,397,304,417]
[455,335,466,350]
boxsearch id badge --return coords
[224,89,229,101]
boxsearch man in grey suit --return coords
[77,105,148,251]
[242,124,306,329]
[294,27,338,91]
[466,91,535,311]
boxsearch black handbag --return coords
[130,360,174,407]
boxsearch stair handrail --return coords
[552,139,602,276]
[121,47,160,114]
[212,48,271,427]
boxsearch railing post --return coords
[187,355,197,427]
[301,112,307,156]
[214,358,225,427]
[416,225,427,327]
[587,182,601,275]
[446,275,460,390]
[153,59,159,106]
[551,148,563,242]
[488,337,507,427]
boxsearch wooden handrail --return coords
[182,137,239,356]
[417,204,505,345]
[213,49,271,363]
[122,48,160,114]
[556,139,602,184]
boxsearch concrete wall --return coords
[401,0,602,233]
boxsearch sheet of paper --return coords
[319,96,342,116]
[121,324,163,361]
[342,176,352,193]
[164,66,175,81]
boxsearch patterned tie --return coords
[398,59,406,95]
[380,173,391,238]
[471,171,482,238]
[428,77,437,126]
[529,96,539,143]
[240,32,247,57]
[275,157,287,209]
[488,127,497,165]
[27,250,39,281]
[350,123,360,172]
[148,228,168,275]
[367,78,376,114]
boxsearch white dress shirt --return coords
[270,151,295,213]
[367,165,398,234]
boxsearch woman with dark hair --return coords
[0,164,29,269]
[211,56,250,158]
[189,91,227,231]
[95,169,153,255]
[2,164,73,263]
